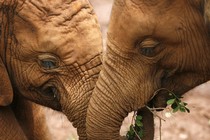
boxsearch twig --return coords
[147,107,166,111]
[168,91,182,101]
[146,106,166,121]
[149,88,174,102]
[131,111,137,125]
[131,126,142,140]
[159,118,162,140]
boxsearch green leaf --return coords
[126,114,145,140]
[166,91,190,114]
[135,115,143,127]
[136,120,143,127]
[129,125,134,134]
[167,99,176,105]
[179,107,186,112]
[126,131,135,140]
[126,125,135,140]
[179,102,186,106]
[173,106,179,113]
[171,102,178,109]
[138,130,144,138]
[136,115,143,121]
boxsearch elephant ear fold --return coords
[0,0,16,106]
[0,58,13,106]
[204,0,210,33]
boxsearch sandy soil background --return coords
[45,1,210,140]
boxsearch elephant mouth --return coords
[150,83,192,111]
[41,83,60,100]
[28,80,62,110]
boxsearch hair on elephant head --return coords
[86,0,210,139]
[0,0,102,139]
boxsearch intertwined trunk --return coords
[86,68,155,140]
[86,70,127,139]
[60,55,102,140]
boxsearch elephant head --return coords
[86,0,210,139]
[0,0,102,139]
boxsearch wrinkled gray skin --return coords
[0,0,102,139]
[87,0,210,139]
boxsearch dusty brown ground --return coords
[45,1,210,140]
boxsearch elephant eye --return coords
[40,60,58,69]
[137,38,159,57]
[38,54,60,70]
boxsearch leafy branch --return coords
[126,89,190,140]
[126,112,144,140]
[167,92,190,113]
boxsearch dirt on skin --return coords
[45,1,210,140]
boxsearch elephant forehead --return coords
[37,26,102,65]
[13,0,102,64]
[14,19,102,65]
[16,0,90,22]
[16,0,93,27]
[109,0,205,48]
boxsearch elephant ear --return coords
[0,58,13,106]
[204,0,210,33]
[0,0,15,106]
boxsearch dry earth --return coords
[45,1,210,140]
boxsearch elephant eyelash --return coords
[137,38,160,57]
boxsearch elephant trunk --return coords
[86,69,154,140]
[86,43,158,139]
[62,82,95,140]
[86,71,128,139]
[60,55,102,140]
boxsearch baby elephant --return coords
[86,0,210,140]
[0,0,102,139]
